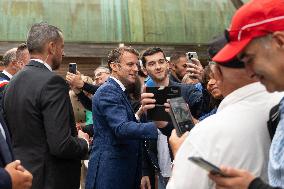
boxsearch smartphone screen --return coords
[69,63,77,74]
[188,157,226,177]
[169,97,194,137]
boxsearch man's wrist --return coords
[78,81,85,89]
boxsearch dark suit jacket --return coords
[3,60,88,189]
[0,72,11,111]
[76,83,100,111]
[85,77,158,189]
[0,112,14,189]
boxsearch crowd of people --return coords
[0,0,284,189]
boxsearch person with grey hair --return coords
[3,22,89,189]
[94,66,110,85]
[0,44,30,93]
[0,48,17,91]
[16,43,30,68]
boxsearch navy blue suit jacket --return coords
[85,78,158,189]
[0,113,14,189]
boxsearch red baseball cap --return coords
[213,0,284,64]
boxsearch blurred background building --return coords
[0,0,246,77]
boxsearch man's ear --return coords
[141,66,148,76]
[272,31,284,49]
[169,61,174,68]
[110,62,117,72]
[11,60,19,69]
[47,41,56,55]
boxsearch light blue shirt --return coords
[268,96,284,188]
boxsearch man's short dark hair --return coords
[170,52,187,64]
[16,43,28,60]
[107,46,139,72]
[140,47,166,67]
[27,22,62,54]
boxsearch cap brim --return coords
[212,38,252,63]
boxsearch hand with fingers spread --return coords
[184,58,204,82]
[209,166,255,189]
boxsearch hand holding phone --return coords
[146,86,181,121]
[188,157,226,177]
[169,97,194,137]
[186,52,198,62]
[69,63,77,74]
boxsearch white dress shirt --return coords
[30,59,52,71]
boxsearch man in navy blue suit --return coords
[0,113,32,189]
[85,46,165,189]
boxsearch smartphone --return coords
[146,86,181,121]
[169,97,194,137]
[186,52,198,60]
[188,157,226,177]
[69,63,77,74]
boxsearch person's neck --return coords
[110,73,128,88]
[4,67,16,76]
[154,76,170,87]
[222,80,256,97]
[30,54,50,64]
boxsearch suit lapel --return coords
[108,78,136,116]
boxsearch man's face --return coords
[18,49,30,69]
[94,68,110,85]
[114,51,139,87]
[241,36,284,92]
[210,64,224,95]
[172,56,188,80]
[51,37,64,70]
[144,52,169,82]
[206,70,222,99]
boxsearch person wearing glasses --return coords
[93,66,110,86]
